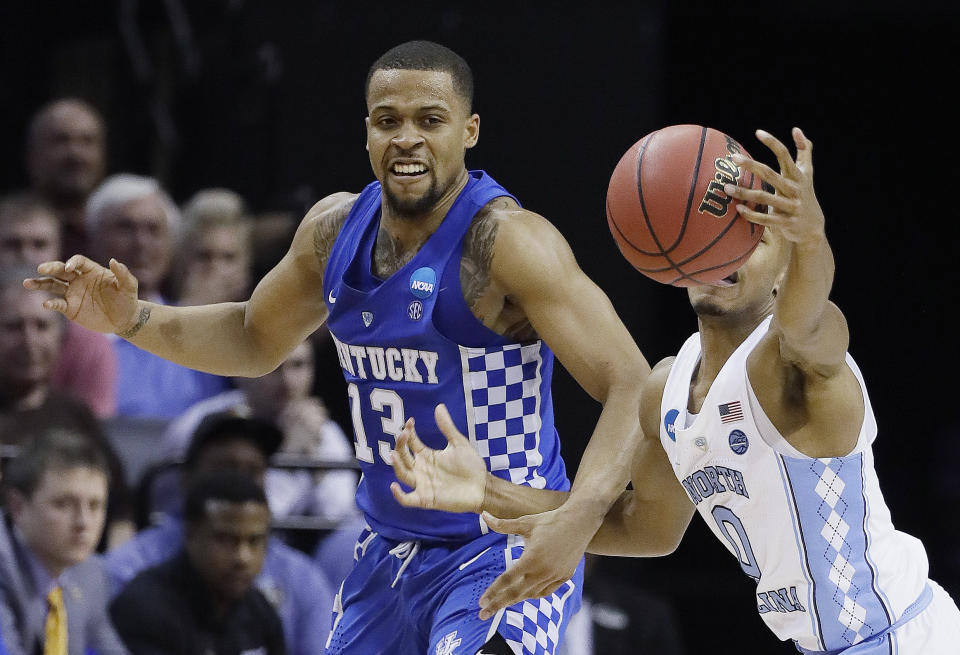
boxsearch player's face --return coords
[687,228,788,319]
[365,69,479,218]
[10,466,107,575]
[186,500,269,602]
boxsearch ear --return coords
[364,116,371,152]
[464,113,480,150]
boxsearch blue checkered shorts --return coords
[325,526,584,655]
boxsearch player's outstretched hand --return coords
[725,127,826,246]
[389,404,488,514]
[23,255,141,335]
[477,504,591,620]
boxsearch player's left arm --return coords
[486,207,652,590]
[727,128,849,375]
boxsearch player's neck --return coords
[696,314,764,380]
[379,169,470,249]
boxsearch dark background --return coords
[3,1,958,652]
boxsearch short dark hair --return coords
[2,429,110,500]
[365,40,474,111]
[183,413,283,470]
[183,469,268,525]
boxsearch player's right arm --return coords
[584,357,695,556]
[391,358,695,556]
[24,192,355,377]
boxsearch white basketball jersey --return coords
[659,316,930,652]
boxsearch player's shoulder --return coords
[302,192,360,234]
[471,197,570,265]
[293,192,360,263]
[640,356,676,436]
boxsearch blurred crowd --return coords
[0,97,366,655]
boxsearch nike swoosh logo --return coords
[459,547,491,571]
[328,290,337,303]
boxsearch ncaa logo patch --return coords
[408,300,423,320]
[664,409,679,442]
[409,267,437,299]
[361,311,374,327]
[728,429,748,455]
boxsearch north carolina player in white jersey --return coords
[389,127,960,653]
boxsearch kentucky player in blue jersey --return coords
[389,128,960,653]
[25,41,651,654]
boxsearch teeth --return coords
[393,163,426,174]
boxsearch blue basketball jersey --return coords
[324,170,571,542]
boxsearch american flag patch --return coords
[718,401,744,423]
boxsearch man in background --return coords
[25,99,106,258]
[110,470,284,655]
[103,412,335,655]
[0,430,127,655]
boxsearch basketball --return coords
[605,124,764,286]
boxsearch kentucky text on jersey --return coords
[331,333,439,384]
[681,465,749,504]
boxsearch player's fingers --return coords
[392,434,417,478]
[109,258,138,292]
[755,129,802,180]
[64,254,100,276]
[405,419,432,455]
[41,297,69,315]
[35,261,68,279]
[481,511,530,537]
[22,277,69,295]
[390,482,424,508]
[731,154,798,198]
[726,185,799,215]
[793,127,815,177]
[736,206,796,229]
[479,569,534,619]
[435,403,468,447]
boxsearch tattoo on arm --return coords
[461,215,499,308]
[118,306,151,339]
[312,200,353,272]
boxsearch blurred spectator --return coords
[109,470,284,655]
[25,98,107,259]
[103,413,335,655]
[0,430,127,655]
[0,265,132,549]
[86,174,230,419]
[0,192,116,417]
[173,188,253,305]
[311,512,366,589]
[161,338,358,524]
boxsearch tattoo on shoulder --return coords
[312,198,354,268]
[461,212,500,308]
[118,306,151,339]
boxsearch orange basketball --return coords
[605,124,763,286]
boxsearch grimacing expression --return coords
[687,228,789,318]
[28,102,106,203]
[186,500,270,602]
[10,466,108,575]
[365,69,479,217]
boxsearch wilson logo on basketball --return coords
[697,136,745,218]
